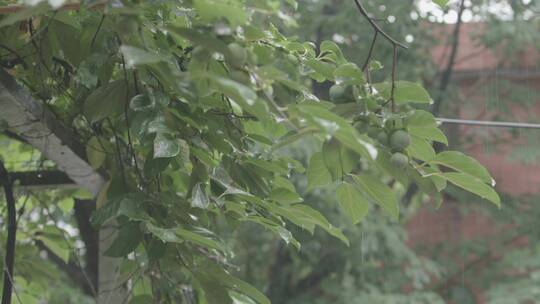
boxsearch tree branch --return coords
[73,199,99,296]
[432,0,466,115]
[10,170,75,188]
[0,160,16,304]
[34,240,96,296]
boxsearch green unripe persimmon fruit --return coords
[192,46,211,62]
[227,43,247,68]
[367,126,381,139]
[377,131,389,145]
[230,70,250,84]
[287,53,298,65]
[385,118,403,131]
[354,121,369,134]
[247,51,259,65]
[329,84,346,101]
[389,130,411,150]
[390,152,409,168]
[366,98,380,111]
[329,84,353,103]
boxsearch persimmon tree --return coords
[0,0,499,303]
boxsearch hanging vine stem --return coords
[390,45,398,112]
[120,55,144,186]
[353,0,407,112]
[108,118,128,191]
[0,160,18,304]
[90,14,106,49]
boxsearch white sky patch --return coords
[405,34,414,43]
[417,0,515,23]
[23,0,65,8]
[332,33,346,44]
[48,0,66,9]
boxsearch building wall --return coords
[406,22,540,303]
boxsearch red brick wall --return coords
[406,22,540,302]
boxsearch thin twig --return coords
[361,32,378,72]
[120,55,144,186]
[108,118,128,190]
[352,0,408,49]
[390,45,398,112]
[353,0,406,113]
[90,14,106,48]
[0,44,28,69]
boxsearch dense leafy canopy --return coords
[0,0,509,303]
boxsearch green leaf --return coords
[430,151,493,184]
[352,174,399,220]
[320,40,346,64]
[269,188,303,204]
[374,81,432,104]
[294,104,375,160]
[86,136,106,169]
[35,235,69,263]
[271,204,349,245]
[244,159,289,175]
[120,46,168,67]
[289,204,349,245]
[433,0,449,7]
[336,182,369,224]
[407,135,436,162]
[211,76,258,107]
[193,0,247,26]
[130,295,154,304]
[203,262,271,304]
[242,216,301,249]
[176,228,224,252]
[322,138,358,181]
[407,167,443,207]
[130,94,154,111]
[146,223,182,243]
[57,197,74,214]
[194,272,234,304]
[0,2,50,28]
[84,80,128,122]
[104,222,141,257]
[117,196,151,222]
[306,152,332,190]
[334,63,364,85]
[422,166,448,191]
[305,59,335,81]
[191,183,210,209]
[168,27,231,57]
[153,133,181,159]
[440,173,500,207]
[406,110,438,128]
[408,126,448,145]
